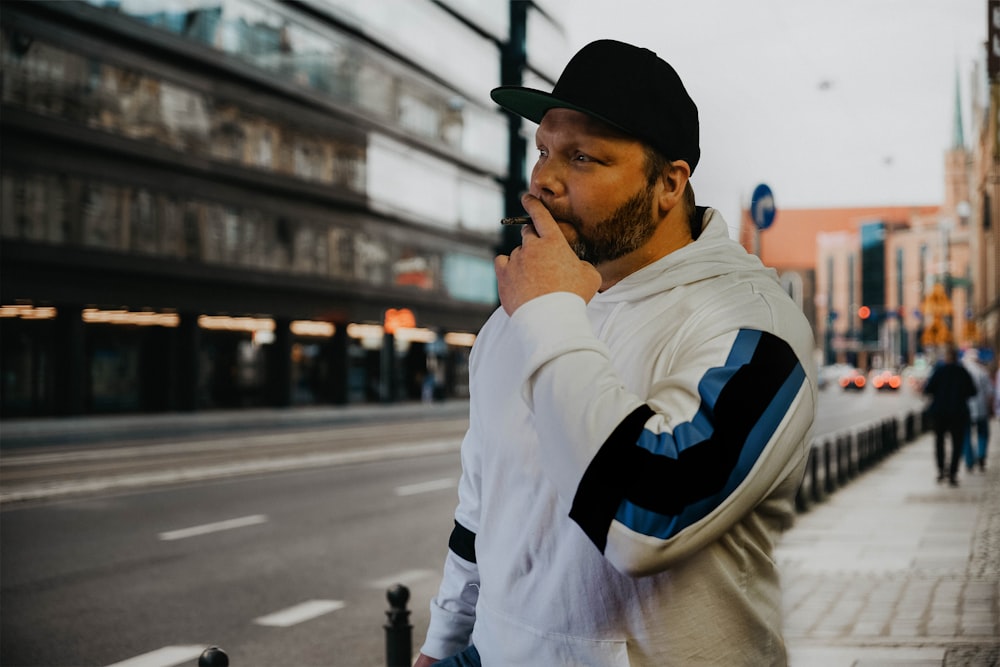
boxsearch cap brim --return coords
[491,86,644,146]
[490,86,615,128]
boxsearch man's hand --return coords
[494,194,602,315]
[412,653,438,667]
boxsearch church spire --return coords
[952,67,965,150]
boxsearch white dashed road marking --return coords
[104,645,206,667]
[394,477,456,496]
[369,568,436,590]
[254,599,346,627]
[158,514,268,541]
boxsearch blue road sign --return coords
[751,183,776,231]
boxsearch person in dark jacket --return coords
[923,343,976,486]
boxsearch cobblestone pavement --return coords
[776,431,999,666]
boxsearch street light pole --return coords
[498,1,528,257]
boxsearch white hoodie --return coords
[422,209,817,666]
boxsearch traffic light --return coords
[858,306,871,320]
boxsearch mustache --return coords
[540,204,579,228]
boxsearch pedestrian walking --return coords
[924,343,976,486]
[962,349,993,471]
[414,39,817,667]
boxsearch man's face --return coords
[529,108,658,265]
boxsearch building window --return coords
[2,168,495,304]
[79,0,507,166]
[0,30,367,192]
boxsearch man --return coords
[924,344,976,486]
[415,40,817,666]
[961,349,992,472]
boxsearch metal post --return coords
[823,440,835,494]
[381,332,396,403]
[198,646,229,666]
[385,584,412,667]
[498,0,528,257]
[810,446,824,504]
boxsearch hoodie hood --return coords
[592,208,778,304]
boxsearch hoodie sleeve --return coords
[510,291,814,577]
[420,355,484,659]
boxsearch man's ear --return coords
[657,160,691,211]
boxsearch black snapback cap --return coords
[491,39,700,173]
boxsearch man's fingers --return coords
[520,194,560,238]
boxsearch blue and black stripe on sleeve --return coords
[569,329,805,552]
[448,520,477,563]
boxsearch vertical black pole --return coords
[197,646,229,666]
[268,317,293,407]
[53,303,85,416]
[177,311,201,411]
[381,331,397,403]
[498,0,529,257]
[385,584,412,667]
[327,323,349,405]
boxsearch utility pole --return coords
[498,1,529,256]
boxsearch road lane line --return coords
[254,599,346,627]
[2,439,462,504]
[158,514,268,541]
[104,645,206,667]
[369,568,436,590]
[394,477,457,496]
[4,422,462,466]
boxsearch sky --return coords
[559,0,987,233]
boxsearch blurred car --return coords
[839,367,866,391]
[902,359,932,393]
[869,368,902,391]
[818,363,855,390]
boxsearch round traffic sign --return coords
[751,183,776,231]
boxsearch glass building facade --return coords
[0,0,569,416]
[859,221,886,346]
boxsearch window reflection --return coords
[1,168,498,304]
[80,0,507,169]
[0,30,367,192]
[1,26,505,230]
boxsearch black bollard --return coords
[385,584,413,667]
[198,646,229,667]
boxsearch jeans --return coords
[963,417,990,468]
[434,645,481,667]
[934,421,964,481]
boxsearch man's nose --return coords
[529,160,562,199]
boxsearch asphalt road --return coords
[2,448,462,667]
[0,386,927,667]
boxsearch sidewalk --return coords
[0,399,471,448]
[777,430,1000,666]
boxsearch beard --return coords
[563,184,658,265]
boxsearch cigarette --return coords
[501,215,531,225]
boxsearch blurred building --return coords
[0,0,570,416]
[741,65,990,371]
[974,40,1000,361]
